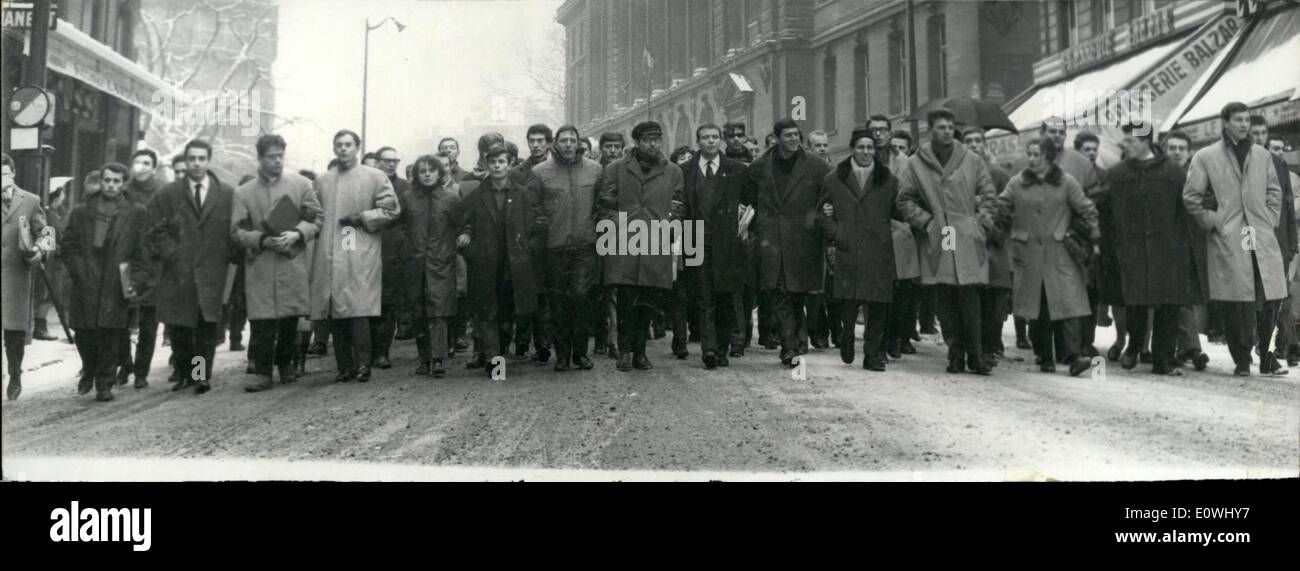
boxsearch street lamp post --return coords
[362,16,406,155]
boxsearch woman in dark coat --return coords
[401,155,464,377]
[822,129,900,371]
[996,137,1099,376]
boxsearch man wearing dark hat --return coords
[596,121,685,371]
[745,117,833,367]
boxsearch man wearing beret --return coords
[596,121,685,372]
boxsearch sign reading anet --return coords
[1,1,58,30]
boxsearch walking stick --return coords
[37,260,74,344]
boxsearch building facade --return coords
[2,0,167,200]
[558,0,1043,163]
[991,0,1241,168]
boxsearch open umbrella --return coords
[906,96,1019,134]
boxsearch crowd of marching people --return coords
[2,98,1298,403]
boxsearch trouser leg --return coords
[194,317,218,381]
[1151,305,1180,368]
[806,292,827,342]
[94,329,126,379]
[698,273,718,355]
[935,285,963,360]
[888,279,917,342]
[863,301,889,362]
[1176,306,1204,358]
[1031,286,1054,364]
[371,305,397,360]
[839,302,860,350]
[917,285,938,332]
[671,274,691,350]
[133,305,159,379]
[250,319,276,374]
[73,328,97,380]
[4,329,26,376]
[1058,316,1083,363]
[770,289,802,355]
[1125,305,1151,356]
[1273,295,1294,354]
[274,317,298,370]
[1222,302,1256,367]
[979,287,1006,355]
[414,314,432,362]
[330,318,356,373]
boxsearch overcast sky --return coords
[274,0,564,172]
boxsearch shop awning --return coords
[1006,38,1185,133]
[1171,6,1300,126]
[24,18,177,113]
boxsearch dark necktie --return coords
[706,161,715,179]
[194,181,203,210]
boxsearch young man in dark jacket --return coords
[63,162,152,401]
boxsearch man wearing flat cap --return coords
[596,121,685,372]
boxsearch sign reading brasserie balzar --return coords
[1062,6,1176,75]
[988,13,1241,164]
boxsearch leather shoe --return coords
[94,377,113,402]
[899,340,917,354]
[6,375,21,401]
[840,341,854,365]
[194,379,211,394]
[78,374,94,395]
[278,366,298,384]
[717,354,730,367]
[781,350,798,368]
[172,378,193,391]
[354,366,372,382]
[307,342,328,356]
[554,355,572,372]
[616,352,633,372]
[1192,352,1209,371]
[415,361,431,376]
[1015,336,1032,350]
[1068,357,1092,377]
[703,350,718,369]
[244,376,274,393]
[535,346,551,364]
[1040,362,1057,373]
[230,340,245,352]
[729,347,744,358]
[863,358,885,372]
[811,336,829,349]
[466,352,486,369]
[633,353,652,370]
[946,360,965,374]
[1107,343,1124,362]
[116,368,129,386]
[1120,351,1139,370]
[1233,363,1250,377]
[373,355,392,370]
[333,370,353,383]
[134,376,149,389]
[572,355,594,370]
[886,339,901,360]
[431,359,446,378]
